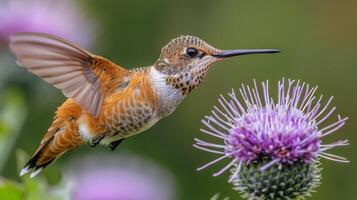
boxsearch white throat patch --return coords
[149,67,184,117]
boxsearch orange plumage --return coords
[10,33,160,177]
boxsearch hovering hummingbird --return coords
[10,32,279,177]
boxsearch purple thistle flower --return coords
[0,0,95,47]
[195,79,348,182]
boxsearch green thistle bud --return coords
[232,157,321,200]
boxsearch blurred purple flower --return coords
[0,0,95,47]
[65,153,176,200]
[195,79,348,181]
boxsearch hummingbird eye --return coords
[186,47,198,58]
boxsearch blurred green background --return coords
[0,0,356,199]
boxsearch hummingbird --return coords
[10,32,279,177]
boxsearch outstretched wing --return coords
[10,32,132,116]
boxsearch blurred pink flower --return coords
[66,153,176,200]
[0,0,95,47]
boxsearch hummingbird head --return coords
[154,35,280,95]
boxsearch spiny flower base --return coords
[232,157,321,200]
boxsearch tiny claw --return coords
[109,138,125,151]
[89,134,105,147]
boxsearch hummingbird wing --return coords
[9,32,132,116]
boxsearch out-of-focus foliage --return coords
[0,180,22,200]
[0,89,26,170]
[0,0,356,199]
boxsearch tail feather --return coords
[20,137,57,178]
[20,113,83,177]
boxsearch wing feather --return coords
[10,32,131,116]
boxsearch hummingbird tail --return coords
[20,109,84,178]
[20,142,56,178]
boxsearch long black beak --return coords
[212,49,280,58]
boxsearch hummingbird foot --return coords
[89,134,105,147]
[109,138,125,151]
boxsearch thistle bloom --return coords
[0,0,95,47]
[195,79,348,199]
[65,154,176,200]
